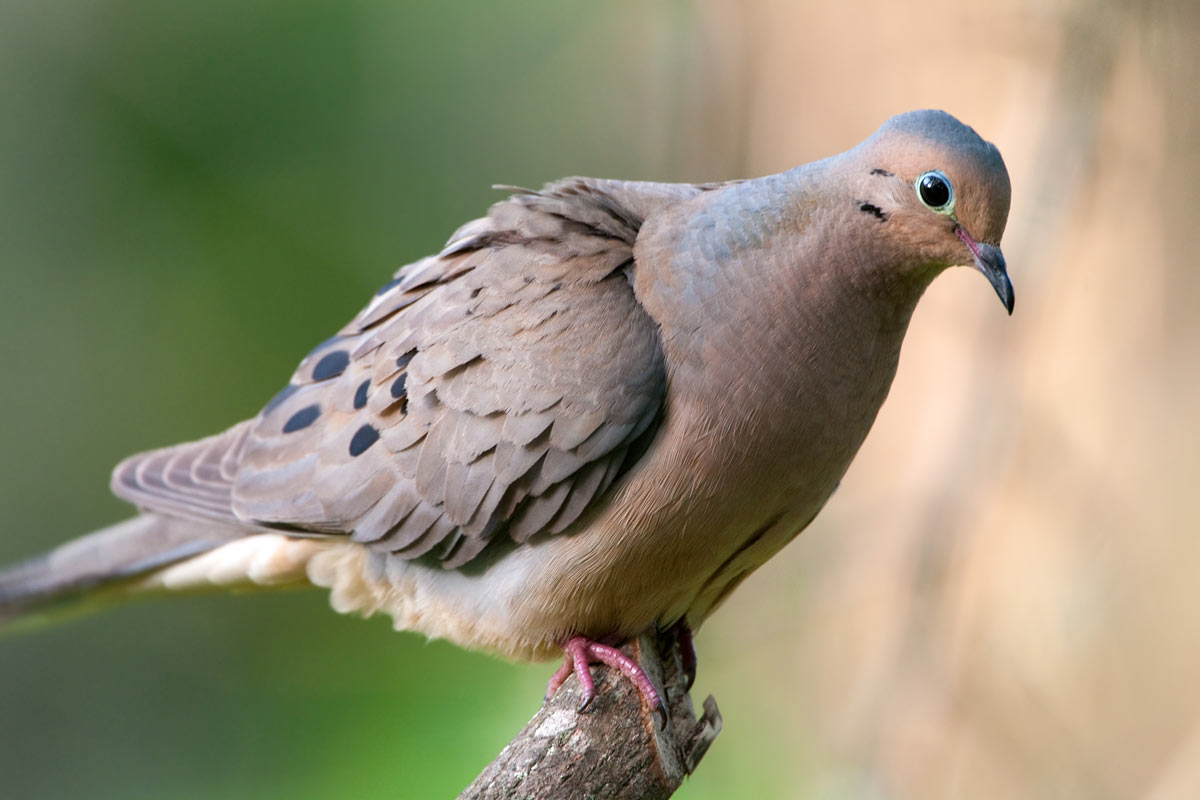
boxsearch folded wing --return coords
[113,178,698,569]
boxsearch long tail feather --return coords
[0,515,246,630]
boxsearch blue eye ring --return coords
[915,170,955,214]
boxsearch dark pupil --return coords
[919,174,950,208]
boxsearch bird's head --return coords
[845,109,1013,314]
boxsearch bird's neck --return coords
[634,172,931,497]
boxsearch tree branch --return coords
[459,632,722,799]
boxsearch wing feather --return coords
[111,177,699,569]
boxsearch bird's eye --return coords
[915,170,955,214]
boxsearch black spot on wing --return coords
[858,202,888,221]
[349,424,380,456]
[304,335,346,360]
[396,350,416,370]
[354,379,370,410]
[312,350,350,381]
[375,276,403,296]
[283,405,321,433]
[390,372,407,399]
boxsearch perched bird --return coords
[0,109,1011,714]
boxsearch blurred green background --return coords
[2,1,1198,798]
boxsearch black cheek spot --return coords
[353,379,370,410]
[312,350,350,381]
[870,168,894,177]
[349,424,380,456]
[390,372,407,399]
[263,383,298,415]
[283,404,321,433]
[859,203,888,221]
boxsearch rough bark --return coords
[459,633,722,799]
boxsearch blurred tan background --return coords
[1,1,1196,798]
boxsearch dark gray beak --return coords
[956,227,1014,315]
[974,242,1014,315]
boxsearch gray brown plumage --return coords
[0,111,1012,692]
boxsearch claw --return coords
[568,638,597,709]
[672,619,698,691]
[544,636,663,720]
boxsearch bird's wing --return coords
[112,178,699,569]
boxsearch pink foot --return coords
[545,636,664,724]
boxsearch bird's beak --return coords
[956,226,1014,315]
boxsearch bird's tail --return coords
[0,515,248,633]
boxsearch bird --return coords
[0,109,1012,716]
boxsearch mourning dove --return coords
[0,109,1011,714]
